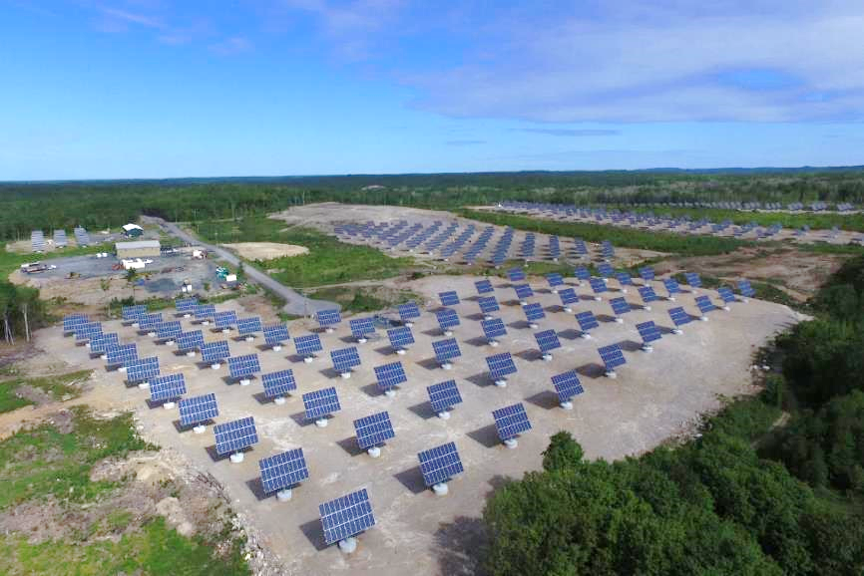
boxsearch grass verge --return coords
[0,370,91,414]
[306,286,419,313]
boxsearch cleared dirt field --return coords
[222,242,309,260]
[36,272,804,575]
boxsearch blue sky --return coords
[1,0,863,180]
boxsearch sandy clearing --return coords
[222,242,309,261]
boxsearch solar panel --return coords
[609,297,630,316]
[263,324,290,346]
[598,344,626,372]
[546,272,564,288]
[432,338,461,362]
[492,403,532,442]
[638,286,659,304]
[438,291,460,307]
[175,298,198,313]
[486,352,517,379]
[228,354,261,379]
[481,318,507,340]
[89,333,119,354]
[237,317,263,336]
[576,311,599,332]
[663,278,681,298]
[418,442,464,487]
[636,321,662,345]
[214,311,238,330]
[156,321,182,340]
[194,304,216,319]
[534,329,561,353]
[201,341,230,363]
[552,371,583,404]
[331,347,361,373]
[137,313,163,331]
[387,327,414,350]
[507,268,525,282]
[260,448,309,494]
[436,308,460,330]
[685,272,702,289]
[573,266,591,281]
[552,288,576,308]
[597,263,614,278]
[474,279,494,294]
[295,334,323,356]
[398,302,421,322]
[176,330,204,352]
[374,361,407,392]
[127,357,160,384]
[427,380,462,414]
[349,318,376,340]
[717,287,736,304]
[214,417,259,456]
[317,309,342,328]
[616,272,633,287]
[75,321,103,342]
[695,295,716,314]
[354,411,395,450]
[149,373,186,403]
[478,296,500,314]
[523,302,545,322]
[513,284,533,300]
[738,279,755,298]
[668,306,692,327]
[106,343,137,366]
[122,305,147,322]
[262,369,297,398]
[179,393,219,427]
[589,278,607,295]
[63,314,88,332]
[303,387,341,420]
[319,488,376,546]
[639,267,656,281]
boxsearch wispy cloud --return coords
[515,128,621,137]
[100,6,164,29]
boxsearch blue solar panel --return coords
[474,279,494,294]
[106,343,137,365]
[507,268,525,282]
[478,296,499,314]
[576,311,599,332]
[492,403,531,441]
[331,347,361,373]
[432,338,461,361]
[228,354,261,379]
[546,272,564,287]
[513,284,533,300]
[263,324,290,346]
[122,305,147,322]
[598,344,626,371]
[137,313,162,330]
[175,298,197,313]
[63,314,88,332]
[573,266,591,281]
[387,327,414,350]
[149,373,186,403]
[176,330,204,352]
[374,362,407,392]
[639,267,655,281]
[354,411,395,450]
[89,333,119,354]
[75,321,103,341]
[685,272,702,288]
[295,334,323,356]
[717,287,736,303]
[156,321,182,340]
[534,329,560,353]
[609,297,630,316]
[214,417,258,456]
[597,263,614,278]
[479,317,508,342]
[438,291,460,307]
[214,311,238,330]
[303,387,341,420]
[738,279,755,298]
[317,309,342,328]
[194,304,216,319]
[418,442,464,487]
[262,369,296,398]
[436,308,460,330]
[349,318,376,339]
[552,371,583,403]
[636,321,662,344]
[237,317,262,336]
[319,488,375,546]
[427,380,462,414]
[127,357,160,384]
[668,306,692,326]
[695,295,716,314]
[638,286,659,303]
[179,393,218,427]
[398,302,421,322]
[486,352,517,379]
[523,302,545,322]
[558,288,578,306]
[589,278,608,295]
[616,272,633,286]
[201,341,230,363]
[663,278,681,296]
[260,448,309,493]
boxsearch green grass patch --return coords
[0,406,154,509]
[194,217,414,288]
[307,286,418,313]
[0,517,249,576]
[0,370,91,414]
[457,208,752,256]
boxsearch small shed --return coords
[116,240,161,259]
[122,223,144,238]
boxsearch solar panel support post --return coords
[504,438,518,449]
[395,347,406,356]
[643,304,652,311]
[304,355,315,364]
[593,295,601,302]
[338,537,358,554]
[440,361,452,371]
[667,295,676,302]
[340,371,352,380]
[211,362,222,370]
[193,424,206,434]
[541,352,553,362]
[437,410,450,420]
[560,400,573,410]
[367,446,381,458]
[604,368,618,379]
[273,396,287,405]
[494,377,507,388]
[245,335,255,343]
[699,314,709,322]
[239,378,251,387]
[315,418,329,428]
[276,488,293,502]
[519,298,528,306]
[672,327,683,335]
[138,381,150,390]
[272,344,282,352]
[432,482,449,496]
[614,317,624,324]
[443,329,453,338]
[641,343,654,353]
[186,350,196,357]
[147,329,157,337]
[484,314,494,321]
[580,331,592,340]
[163,401,176,410]
[230,452,245,464]
[356,336,367,344]
[563,305,572,313]
[529,322,539,330]
[722,304,731,312]
[164,338,175,346]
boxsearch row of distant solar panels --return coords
[31,227,91,252]
[503,199,858,212]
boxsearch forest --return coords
[481,255,864,576]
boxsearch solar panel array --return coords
[609,297,630,316]
[213,416,259,455]
[738,279,755,298]
[507,268,525,282]
[149,373,187,403]
[486,352,517,379]
[179,393,219,427]
[354,411,395,449]
[295,334,323,356]
[432,338,461,362]
[237,317,263,336]
[474,279,494,294]
[263,324,290,346]
[228,354,261,379]
[63,314,88,333]
[387,327,414,350]
[374,361,407,392]
[513,284,533,300]
[695,295,716,314]
[75,321,103,341]
[438,291,460,307]
[89,333,119,354]
[156,321,182,340]
[73,226,90,246]
[552,371,584,403]
[127,357,160,383]
[317,309,342,328]
[481,318,507,340]
[534,328,561,354]
[398,302,421,322]
[427,380,462,414]
[175,298,198,314]
[436,308,460,330]
[31,230,45,252]
[598,344,626,371]
[176,330,204,352]
[319,488,375,546]
[201,340,230,363]
[576,311,599,332]
[260,448,309,493]
[418,442,464,487]
[492,403,532,441]
[636,321,662,344]
[349,318,376,339]
[214,310,238,330]
[717,287,736,304]
[122,305,148,322]
[331,347,361,373]
[303,387,341,420]
[194,304,216,319]
[262,369,297,398]
[523,302,545,322]
[478,296,500,314]
[106,343,138,365]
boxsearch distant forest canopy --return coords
[1,167,864,241]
